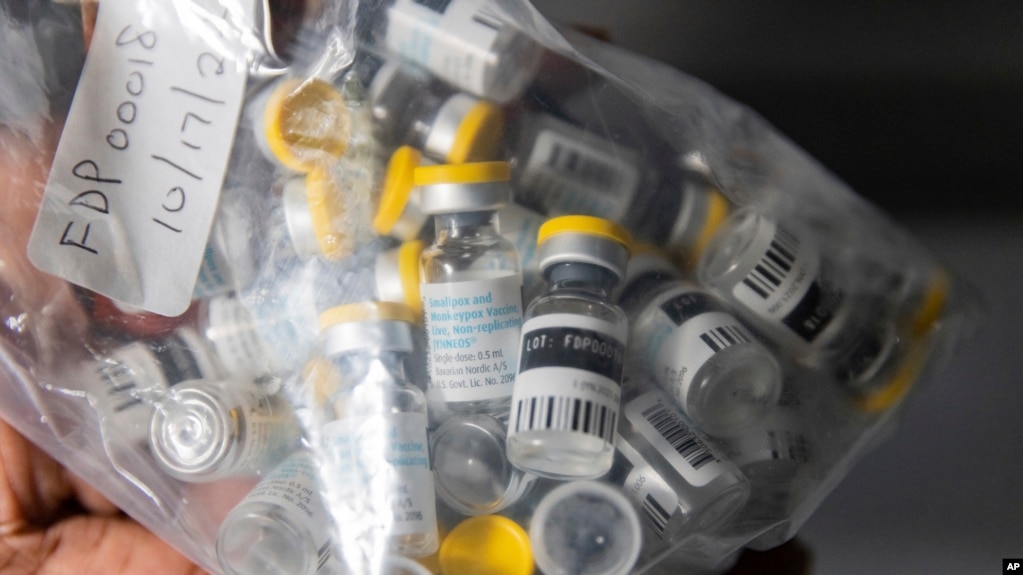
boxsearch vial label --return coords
[519,127,641,221]
[421,273,523,402]
[616,439,682,539]
[731,221,842,343]
[636,291,757,408]
[731,427,812,468]
[323,412,437,536]
[27,0,250,316]
[508,314,626,444]
[95,342,168,435]
[624,392,730,487]
[241,452,340,572]
[385,0,502,96]
[205,295,277,376]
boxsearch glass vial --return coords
[217,450,342,575]
[430,413,535,516]
[280,168,359,262]
[697,207,901,393]
[529,480,642,575]
[193,185,261,299]
[149,377,297,482]
[511,112,645,223]
[418,162,524,420]
[197,293,280,379]
[375,239,426,317]
[613,384,750,541]
[369,59,505,163]
[619,250,783,437]
[315,302,438,558]
[85,327,224,447]
[506,215,632,479]
[368,0,543,103]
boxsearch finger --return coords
[65,471,121,517]
[0,515,208,575]
[0,419,73,530]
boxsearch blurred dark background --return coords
[530,2,1023,574]
[530,0,1023,218]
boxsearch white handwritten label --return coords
[28,0,253,316]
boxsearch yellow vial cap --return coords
[398,240,425,316]
[447,101,505,164]
[439,515,533,575]
[414,161,510,187]
[909,269,949,338]
[537,215,633,250]
[264,78,349,173]
[692,188,731,259]
[374,146,423,235]
[318,301,418,332]
[304,168,352,261]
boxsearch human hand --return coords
[0,418,207,575]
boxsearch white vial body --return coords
[379,0,542,103]
[615,388,750,541]
[149,378,297,482]
[698,208,898,390]
[507,303,627,479]
[217,451,342,575]
[628,283,783,437]
[87,327,223,447]
[513,114,643,222]
[420,216,523,419]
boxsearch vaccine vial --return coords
[417,162,524,419]
[631,176,732,270]
[369,59,505,163]
[314,302,438,558]
[510,112,646,223]
[84,327,224,447]
[506,215,632,479]
[613,384,750,541]
[619,250,783,437]
[719,408,815,551]
[367,0,543,103]
[280,168,359,261]
[697,207,901,393]
[149,377,297,482]
[251,76,351,173]
[438,515,534,575]
[197,293,280,379]
[529,480,642,575]
[217,450,343,575]
[430,412,536,516]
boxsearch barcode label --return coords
[643,492,673,535]
[742,226,798,300]
[315,540,332,572]
[411,0,452,13]
[520,127,640,221]
[699,324,753,353]
[766,429,812,463]
[471,8,502,31]
[512,395,617,443]
[641,400,716,470]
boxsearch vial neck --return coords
[434,211,499,242]
[546,263,617,299]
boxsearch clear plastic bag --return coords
[0,0,981,573]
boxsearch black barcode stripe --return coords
[641,402,717,469]
[514,395,616,442]
[545,141,624,190]
[316,541,331,571]
[643,493,672,534]
[742,227,799,300]
[699,324,753,353]
[99,364,144,412]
